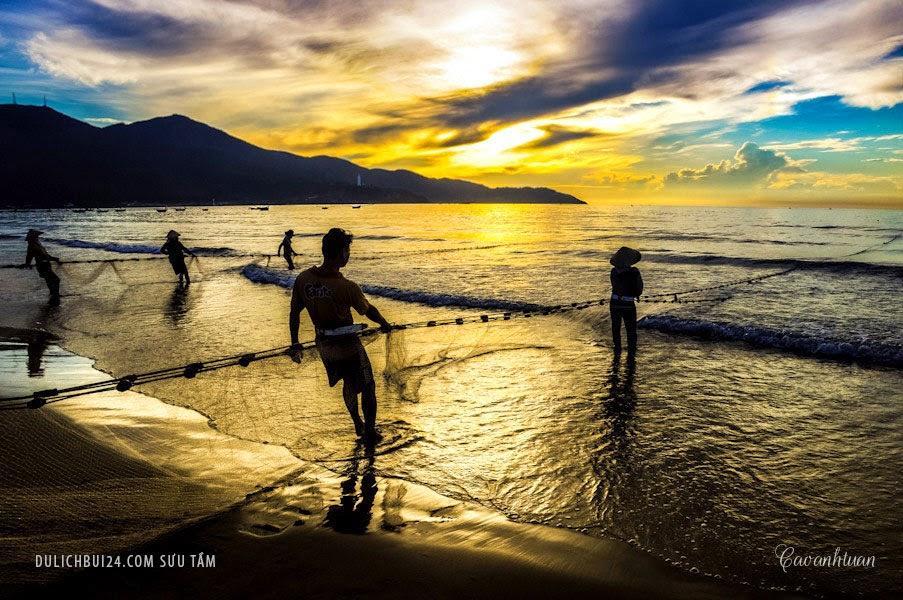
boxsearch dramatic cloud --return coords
[515,125,605,150]
[664,142,802,187]
[2,0,901,204]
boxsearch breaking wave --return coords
[240,264,545,312]
[643,253,903,277]
[584,232,833,245]
[639,315,902,367]
[290,232,445,242]
[47,237,240,256]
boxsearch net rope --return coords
[0,293,735,408]
[3,234,898,409]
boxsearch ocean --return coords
[1,203,900,597]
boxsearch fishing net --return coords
[1,238,894,592]
[1,229,899,596]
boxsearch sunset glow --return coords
[1,0,901,206]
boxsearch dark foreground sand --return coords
[1,324,800,599]
[42,504,796,600]
[33,459,803,600]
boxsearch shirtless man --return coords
[289,228,391,441]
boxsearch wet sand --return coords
[43,481,798,600]
[1,306,799,599]
[0,323,300,591]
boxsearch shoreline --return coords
[0,323,804,599]
[41,473,801,600]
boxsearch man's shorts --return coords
[316,336,375,392]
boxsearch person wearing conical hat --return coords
[160,230,196,287]
[277,229,299,270]
[609,246,643,357]
[23,229,62,305]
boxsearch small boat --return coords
[321,206,329,210]
[73,208,88,213]
[96,209,109,213]
[201,208,209,212]
[114,208,126,212]
[156,208,167,213]
[351,205,361,209]
[175,207,187,212]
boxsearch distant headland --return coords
[0,104,584,207]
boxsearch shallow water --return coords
[1,204,901,597]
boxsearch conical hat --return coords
[610,246,641,268]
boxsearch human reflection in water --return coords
[166,285,191,328]
[605,353,637,446]
[27,302,59,377]
[26,335,51,377]
[323,444,377,535]
[591,353,638,512]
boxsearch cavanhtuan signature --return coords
[775,544,876,573]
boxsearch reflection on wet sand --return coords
[166,285,191,327]
[605,354,637,451]
[0,308,58,378]
[26,335,50,377]
[324,445,377,535]
[591,354,638,513]
[319,439,414,535]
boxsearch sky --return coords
[1,0,901,206]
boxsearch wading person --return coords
[277,229,299,270]
[160,230,196,287]
[23,229,61,305]
[289,228,391,442]
[609,246,643,358]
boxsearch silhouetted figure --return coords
[289,228,392,442]
[277,230,299,270]
[609,246,643,357]
[23,229,61,305]
[160,230,196,287]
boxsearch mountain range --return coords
[0,104,583,207]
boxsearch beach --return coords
[1,336,788,599]
[1,204,900,597]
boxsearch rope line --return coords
[643,266,796,298]
[0,253,279,269]
[639,232,898,298]
[1,292,737,409]
[8,233,894,409]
